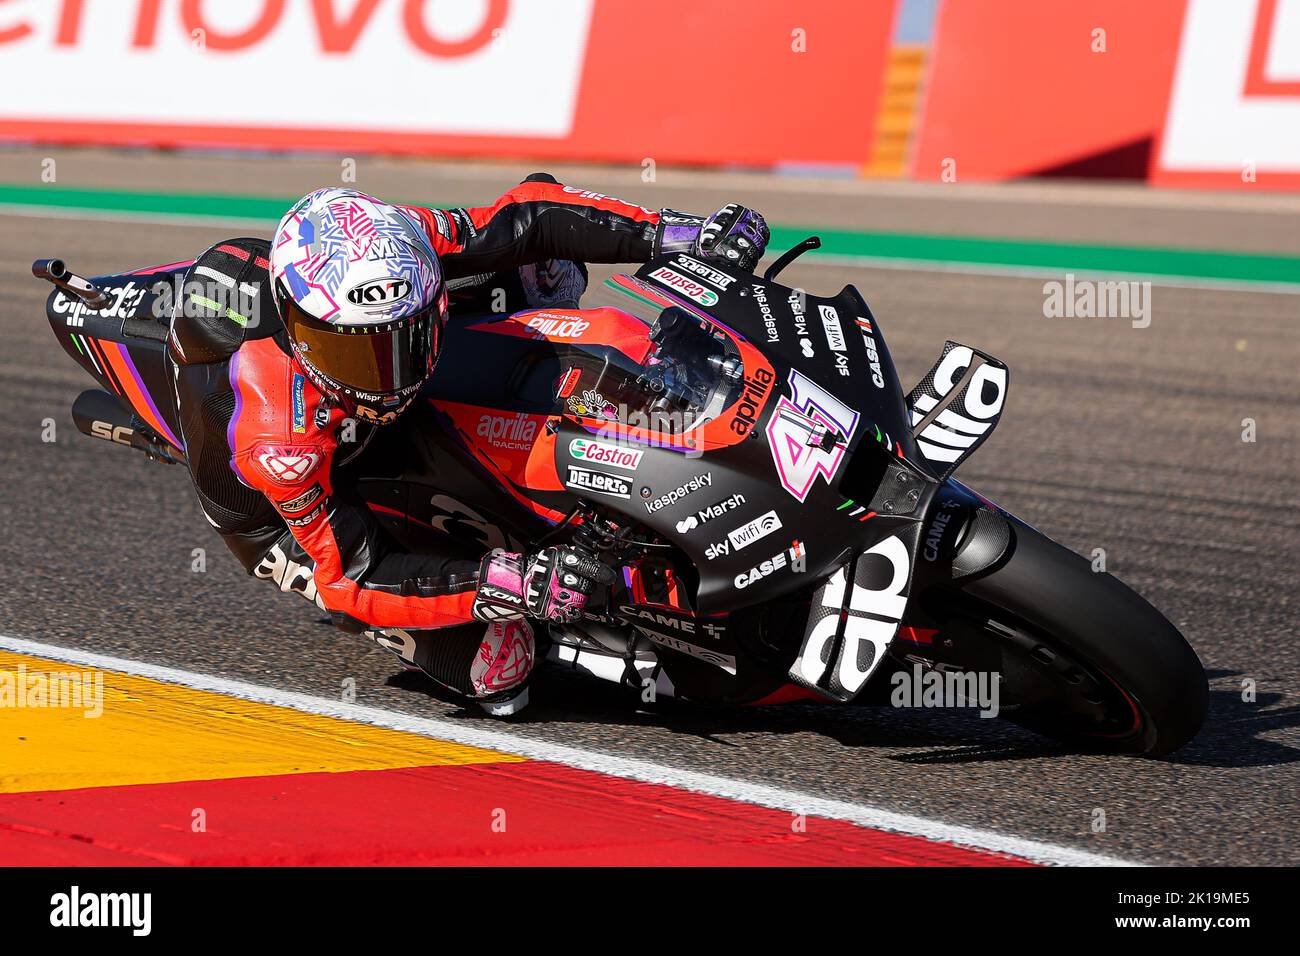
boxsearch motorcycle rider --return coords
[166,174,768,712]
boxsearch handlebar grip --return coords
[32,257,110,309]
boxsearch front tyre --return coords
[931,520,1207,756]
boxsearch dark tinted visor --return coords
[283,298,439,397]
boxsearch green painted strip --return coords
[3,183,1298,288]
[70,333,84,356]
[767,225,1300,287]
[0,184,288,222]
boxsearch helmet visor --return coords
[283,298,440,398]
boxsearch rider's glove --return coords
[653,204,769,273]
[695,203,769,272]
[472,547,614,624]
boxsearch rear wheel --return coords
[913,520,1207,756]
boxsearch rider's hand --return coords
[472,547,614,625]
[695,203,769,272]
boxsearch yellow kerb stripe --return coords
[0,651,522,794]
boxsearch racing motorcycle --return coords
[34,238,1208,755]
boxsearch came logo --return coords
[346,277,411,305]
[570,438,643,470]
[648,266,719,306]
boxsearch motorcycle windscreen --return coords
[632,255,923,467]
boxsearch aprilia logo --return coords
[792,535,911,698]
[477,413,538,450]
[527,313,591,338]
[730,367,775,435]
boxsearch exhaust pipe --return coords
[72,389,185,465]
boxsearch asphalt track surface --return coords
[1,148,1297,865]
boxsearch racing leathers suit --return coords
[166,175,761,705]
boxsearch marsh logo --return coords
[50,886,151,936]
[675,492,746,533]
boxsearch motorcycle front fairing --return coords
[621,256,943,699]
[425,254,945,700]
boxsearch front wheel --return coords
[914,518,1207,756]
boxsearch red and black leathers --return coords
[168,175,708,694]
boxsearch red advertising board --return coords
[913,0,1300,189]
[911,0,1187,182]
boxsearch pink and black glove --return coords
[472,547,614,624]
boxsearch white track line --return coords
[0,633,1138,867]
[6,203,1296,296]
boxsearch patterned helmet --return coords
[270,188,447,425]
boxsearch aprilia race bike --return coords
[35,239,1208,755]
